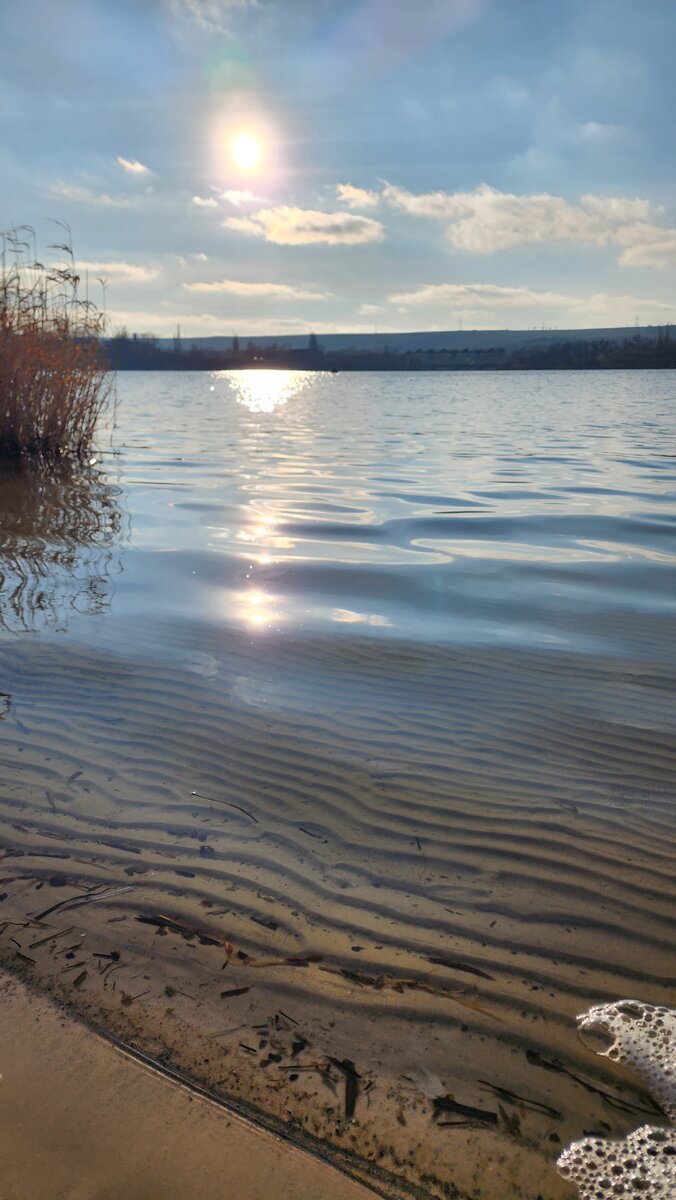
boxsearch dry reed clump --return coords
[0,224,111,460]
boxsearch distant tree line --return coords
[104,328,676,372]
[105,330,322,370]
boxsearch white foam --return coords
[577,1002,675,1122]
[558,1124,676,1199]
[557,1001,676,1199]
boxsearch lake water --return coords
[1,370,675,1198]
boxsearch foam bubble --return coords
[557,1001,675,1199]
[577,1002,675,1122]
[557,1125,676,1199]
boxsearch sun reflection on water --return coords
[235,513,283,629]
[211,370,314,628]
[240,587,278,628]
[223,369,309,414]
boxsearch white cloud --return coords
[223,205,384,246]
[77,260,160,284]
[336,183,380,209]
[221,189,262,206]
[224,216,264,236]
[191,195,218,208]
[578,194,654,223]
[193,252,209,262]
[381,183,676,265]
[182,278,331,299]
[614,224,676,268]
[116,156,151,175]
[359,303,385,314]
[621,239,676,268]
[387,281,675,325]
[48,182,135,208]
[580,292,675,317]
[390,282,569,308]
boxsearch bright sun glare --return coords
[232,133,260,170]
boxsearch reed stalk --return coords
[0,224,111,460]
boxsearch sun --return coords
[232,133,260,171]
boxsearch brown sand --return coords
[0,969,374,1200]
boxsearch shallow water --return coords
[1,369,675,1198]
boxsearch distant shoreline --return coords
[110,361,676,372]
[105,328,676,373]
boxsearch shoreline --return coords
[0,956,420,1200]
[0,966,378,1200]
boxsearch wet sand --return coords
[0,969,374,1200]
[1,629,674,1198]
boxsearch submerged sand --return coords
[0,630,674,1198]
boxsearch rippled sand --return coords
[1,371,675,1197]
[1,629,674,1197]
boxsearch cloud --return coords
[116,156,151,175]
[387,281,675,324]
[382,183,676,265]
[106,309,403,338]
[614,224,676,268]
[164,0,256,33]
[390,282,569,308]
[224,216,264,236]
[221,189,262,206]
[182,278,331,299]
[359,303,385,314]
[580,292,675,317]
[77,260,160,283]
[192,191,263,211]
[48,182,135,208]
[223,206,384,245]
[576,120,624,144]
[336,183,380,209]
[620,238,676,268]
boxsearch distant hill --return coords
[158,325,668,354]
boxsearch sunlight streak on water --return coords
[220,368,312,413]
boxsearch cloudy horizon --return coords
[2,0,675,338]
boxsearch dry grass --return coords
[0,224,111,460]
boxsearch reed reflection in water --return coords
[0,462,126,632]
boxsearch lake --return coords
[1,369,675,1199]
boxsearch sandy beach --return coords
[0,969,376,1200]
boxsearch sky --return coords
[2,0,675,338]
